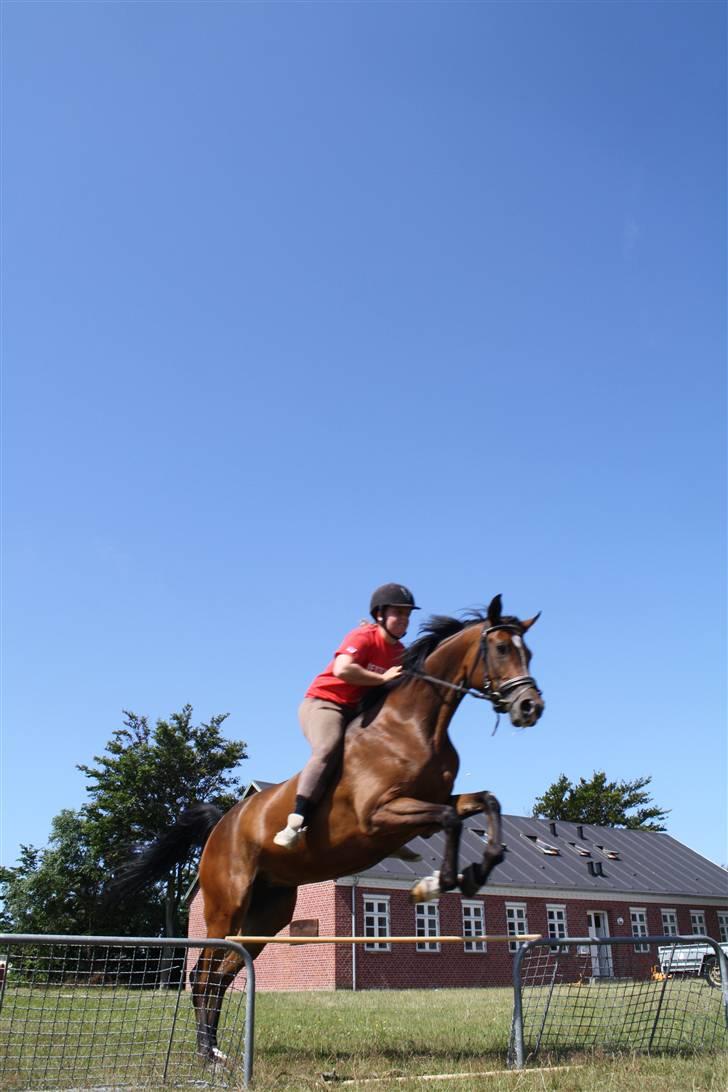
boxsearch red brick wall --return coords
[187,882,340,992]
[187,883,727,991]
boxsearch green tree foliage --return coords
[532,771,669,831]
[0,811,104,934]
[1,706,247,937]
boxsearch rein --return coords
[402,623,541,727]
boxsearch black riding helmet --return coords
[369,583,420,620]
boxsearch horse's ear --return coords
[521,611,541,632]
[487,594,503,626]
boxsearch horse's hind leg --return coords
[191,939,250,1062]
[194,884,298,1060]
[191,865,256,1061]
[191,918,249,1061]
[452,791,504,897]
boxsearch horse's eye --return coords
[496,643,509,655]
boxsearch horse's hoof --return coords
[409,871,441,903]
[212,1047,228,1064]
[458,865,482,898]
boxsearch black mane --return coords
[356,608,520,723]
[401,609,521,673]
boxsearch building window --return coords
[547,905,568,950]
[506,903,528,953]
[363,895,391,951]
[462,901,486,952]
[415,901,440,951]
[718,912,728,944]
[661,909,678,937]
[630,907,649,952]
[690,910,706,936]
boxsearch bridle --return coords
[402,622,541,718]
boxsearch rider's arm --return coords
[332,654,401,686]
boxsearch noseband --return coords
[403,622,541,714]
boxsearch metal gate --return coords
[509,934,728,1068]
[0,934,254,1090]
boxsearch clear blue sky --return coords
[2,3,726,874]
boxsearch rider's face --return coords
[379,606,412,640]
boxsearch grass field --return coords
[253,988,728,1091]
[1,985,727,1091]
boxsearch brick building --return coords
[187,784,728,991]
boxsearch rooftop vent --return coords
[587,860,605,877]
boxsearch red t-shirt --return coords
[305,623,404,707]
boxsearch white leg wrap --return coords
[411,871,441,903]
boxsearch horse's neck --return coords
[397,625,481,748]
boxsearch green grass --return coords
[252,988,728,1091]
[1,986,727,1091]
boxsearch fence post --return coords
[162,945,186,1084]
[509,940,529,1069]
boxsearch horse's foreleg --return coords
[366,796,461,903]
[451,791,504,896]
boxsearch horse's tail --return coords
[107,803,224,904]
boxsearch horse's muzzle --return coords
[510,691,544,728]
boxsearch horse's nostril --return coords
[521,699,534,715]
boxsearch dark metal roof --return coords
[345,814,728,899]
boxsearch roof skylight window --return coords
[567,842,591,858]
[522,834,560,856]
[594,845,621,861]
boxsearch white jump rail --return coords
[225,934,542,944]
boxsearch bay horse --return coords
[113,594,543,1060]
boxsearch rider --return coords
[273,583,420,848]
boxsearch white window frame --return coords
[630,907,649,952]
[415,901,440,952]
[546,904,568,951]
[462,900,486,952]
[690,910,706,936]
[506,902,528,953]
[363,893,391,951]
[718,912,728,944]
[661,909,678,937]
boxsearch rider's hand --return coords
[382,665,403,683]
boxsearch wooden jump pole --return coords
[225,934,542,944]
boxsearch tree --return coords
[1,706,247,938]
[78,705,247,935]
[532,771,669,831]
[0,811,103,934]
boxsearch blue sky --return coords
[2,2,726,874]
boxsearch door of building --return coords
[586,910,613,977]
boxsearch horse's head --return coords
[477,594,544,728]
